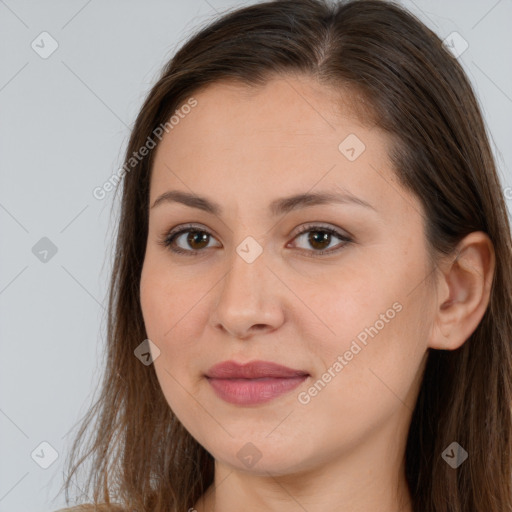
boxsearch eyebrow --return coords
[150,189,376,216]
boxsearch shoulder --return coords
[53,505,127,512]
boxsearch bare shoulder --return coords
[53,505,127,512]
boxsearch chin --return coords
[207,436,320,475]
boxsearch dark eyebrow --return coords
[150,189,376,216]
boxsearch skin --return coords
[139,73,495,512]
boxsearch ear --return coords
[428,231,495,350]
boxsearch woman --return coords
[58,0,512,510]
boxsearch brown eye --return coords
[289,225,352,257]
[184,230,211,250]
[159,225,221,255]
[306,230,332,251]
[167,229,217,253]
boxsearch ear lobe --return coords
[428,231,495,351]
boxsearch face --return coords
[140,74,433,476]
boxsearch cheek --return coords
[288,261,397,358]
[140,262,166,341]
[293,296,428,459]
[140,265,203,421]
[295,251,431,405]
[140,256,208,390]
[140,252,197,340]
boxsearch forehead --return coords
[148,74,414,222]
[161,75,374,148]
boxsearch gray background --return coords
[1,0,511,510]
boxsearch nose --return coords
[209,242,285,340]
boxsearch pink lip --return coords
[205,360,309,405]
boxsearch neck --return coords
[193,416,414,512]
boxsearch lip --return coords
[205,360,309,405]
[205,360,309,379]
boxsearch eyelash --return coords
[157,223,353,258]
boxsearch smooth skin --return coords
[139,73,495,512]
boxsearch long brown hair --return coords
[58,0,512,510]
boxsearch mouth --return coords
[205,360,310,405]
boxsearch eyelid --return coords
[165,223,219,242]
[291,222,353,240]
